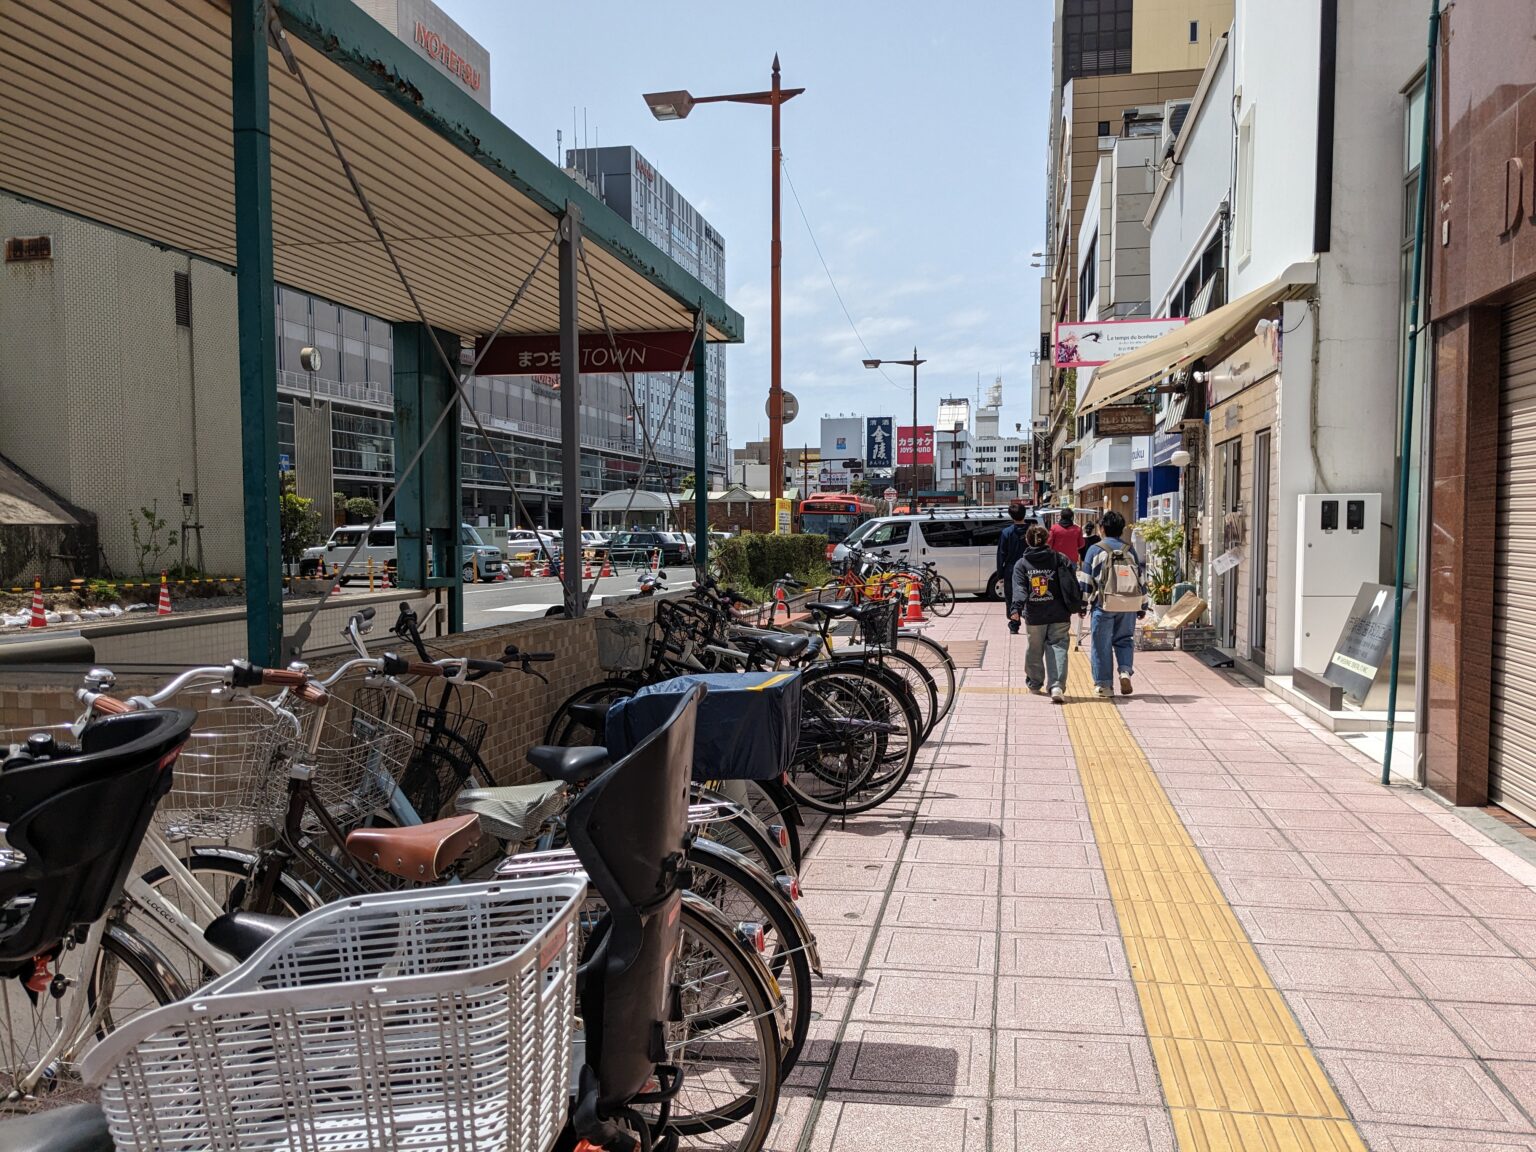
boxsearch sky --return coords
[440,0,1053,449]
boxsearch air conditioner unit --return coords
[1160,100,1191,161]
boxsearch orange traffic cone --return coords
[650,549,661,573]
[773,584,787,622]
[600,555,613,578]
[28,578,45,629]
[903,579,926,625]
[583,556,593,580]
[157,572,173,616]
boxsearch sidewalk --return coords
[766,603,1536,1151]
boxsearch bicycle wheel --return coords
[925,573,956,617]
[0,924,178,1113]
[135,850,316,992]
[544,679,639,746]
[787,664,918,814]
[693,785,795,878]
[897,631,957,723]
[832,649,938,743]
[687,841,813,1075]
[742,778,804,870]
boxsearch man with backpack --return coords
[1082,510,1147,697]
[1010,524,1086,702]
[995,502,1032,635]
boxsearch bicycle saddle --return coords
[750,632,811,661]
[807,600,854,618]
[203,910,290,963]
[0,1102,111,1152]
[344,813,481,882]
[567,700,613,733]
[528,744,611,785]
[456,781,568,843]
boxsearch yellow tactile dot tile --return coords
[1060,662,1366,1149]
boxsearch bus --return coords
[799,493,880,553]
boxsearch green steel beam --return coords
[393,322,464,633]
[275,0,743,344]
[694,323,709,575]
[231,0,283,665]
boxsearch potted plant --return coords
[1136,517,1184,620]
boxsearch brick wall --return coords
[678,500,778,535]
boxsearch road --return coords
[459,572,664,630]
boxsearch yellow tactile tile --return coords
[1061,661,1365,1150]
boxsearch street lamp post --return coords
[863,348,926,512]
[644,59,804,502]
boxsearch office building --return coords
[353,0,490,110]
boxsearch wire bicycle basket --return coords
[397,704,490,821]
[594,614,647,673]
[291,684,416,827]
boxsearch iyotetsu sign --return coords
[472,331,695,376]
[897,425,935,466]
[1052,318,1186,369]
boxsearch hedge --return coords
[713,532,830,595]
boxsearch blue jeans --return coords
[1089,607,1136,687]
[1026,620,1072,691]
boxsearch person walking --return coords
[1076,519,1101,649]
[1082,510,1147,697]
[995,502,1031,635]
[1048,508,1086,565]
[1010,524,1085,703]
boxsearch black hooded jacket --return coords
[1010,544,1086,626]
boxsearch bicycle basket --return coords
[291,686,415,827]
[150,696,300,840]
[85,875,586,1152]
[397,705,490,821]
[859,596,902,649]
[594,615,646,673]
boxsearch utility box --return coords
[1294,493,1382,675]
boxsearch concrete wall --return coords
[1109,135,1157,314]
[1133,0,1236,73]
[0,196,245,577]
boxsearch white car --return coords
[300,523,503,583]
[581,530,610,549]
[833,509,1030,598]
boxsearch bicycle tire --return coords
[787,663,918,814]
[897,631,957,723]
[925,573,957,617]
[0,926,179,1113]
[693,784,796,878]
[687,840,813,1074]
[544,678,640,746]
[830,649,939,743]
[742,777,804,870]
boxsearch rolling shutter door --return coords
[1491,289,1536,822]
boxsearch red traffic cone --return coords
[28,578,46,629]
[650,549,661,573]
[600,555,613,578]
[773,584,787,622]
[157,572,173,616]
[583,556,593,580]
[903,579,926,625]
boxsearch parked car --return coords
[581,530,610,549]
[608,530,690,567]
[299,522,503,583]
[504,529,561,559]
[831,509,1027,598]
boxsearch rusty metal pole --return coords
[768,55,784,502]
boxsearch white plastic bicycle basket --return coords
[594,615,646,673]
[84,875,586,1152]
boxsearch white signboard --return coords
[1053,318,1188,368]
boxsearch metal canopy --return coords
[0,0,744,344]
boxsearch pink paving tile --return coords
[1451,886,1536,920]
[1188,825,1294,850]
[1283,828,1396,854]
[995,976,1143,1035]
[906,835,1002,867]
[808,924,873,971]
[999,933,1132,980]
[1443,1004,1536,1060]
[992,1101,1176,1152]
[1165,788,1258,809]
[1002,897,1120,936]
[1364,811,1457,833]
[1306,852,1425,883]
[760,1090,815,1152]
[1249,791,1346,812]
[868,925,996,974]
[1155,771,1241,791]
[805,1096,988,1151]
[851,969,994,1027]
[1265,808,1371,832]
[1175,805,1270,828]
[827,1022,991,1098]
[1343,791,1424,813]
[910,817,1006,842]
[1286,992,1471,1056]
[802,889,883,927]
[1331,880,1467,917]
[1255,944,1418,997]
[993,1030,1162,1105]
[1356,913,1514,957]
[1004,866,1110,900]
[1004,784,1087,808]
[918,797,1005,822]
[1414,856,1528,887]
[887,892,998,931]
[1003,799,1092,823]
[800,858,896,893]
[1203,848,1313,877]
[1004,818,1095,843]
[808,832,904,861]
[1322,1051,1534,1131]
[1005,839,1100,869]
[1234,909,1382,952]
[1397,954,1536,1004]
[892,861,998,896]
[1356,1125,1536,1151]
[1379,833,1484,859]
[1008,769,1082,787]
[1220,875,1345,910]
[1489,1061,1536,1122]
[1490,919,1536,958]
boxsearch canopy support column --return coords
[694,320,709,576]
[394,323,464,632]
[560,205,583,617]
[231,0,282,665]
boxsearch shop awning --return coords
[1078,263,1316,416]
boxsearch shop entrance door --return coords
[1213,438,1242,649]
[1250,429,1272,665]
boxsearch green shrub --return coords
[713,532,830,599]
[345,496,379,523]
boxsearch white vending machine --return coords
[1294,493,1382,674]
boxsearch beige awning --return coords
[1078,263,1316,416]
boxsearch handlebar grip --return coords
[358,606,376,621]
[298,682,328,704]
[229,659,263,690]
[260,668,308,687]
[407,661,444,678]
[725,589,753,606]
[90,694,132,715]
[466,658,505,675]
[519,652,556,663]
[381,652,410,677]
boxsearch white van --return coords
[833,508,1037,598]
[300,523,503,583]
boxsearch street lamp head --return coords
[862,359,881,369]
[643,90,695,120]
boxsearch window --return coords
[1062,0,1133,83]
[367,529,396,548]
[1189,20,1199,43]
[1236,107,1256,266]
[174,272,191,327]
[1398,74,1428,586]
[862,522,911,548]
[1097,120,1111,137]
[918,521,971,548]
[1078,233,1098,313]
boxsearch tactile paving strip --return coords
[1061,661,1368,1151]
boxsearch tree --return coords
[280,491,322,573]
[130,500,179,579]
[345,496,379,523]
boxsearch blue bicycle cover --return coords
[605,672,802,781]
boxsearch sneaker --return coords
[1008,623,1020,635]
[1051,687,1065,704]
[1119,672,1134,696]
[1026,682,1045,694]
[1094,685,1111,698]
